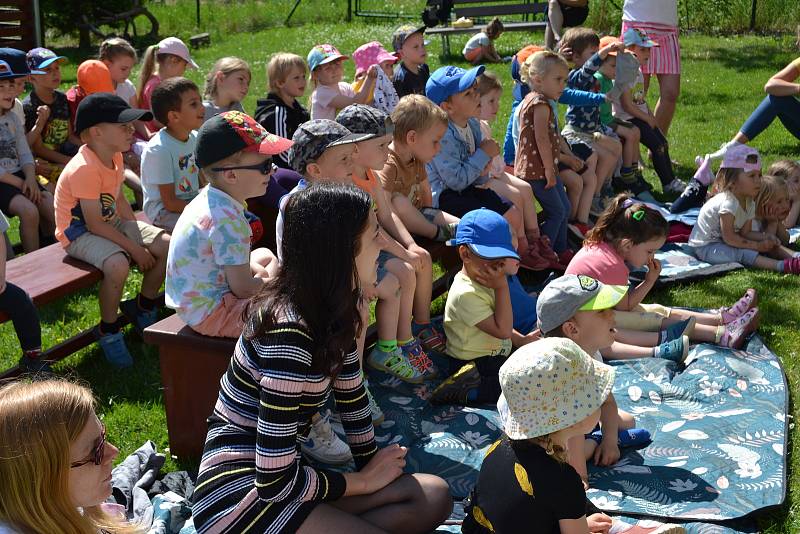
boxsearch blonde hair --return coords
[0,380,143,534]
[390,94,449,143]
[755,174,789,220]
[99,37,137,63]
[520,50,569,87]
[476,70,502,96]
[714,167,748,193]
[267,52,307,92]
[204,56,251,100]
[766,159,800,181]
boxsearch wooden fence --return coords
[0,1,39,51]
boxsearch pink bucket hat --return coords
[721,144,761,172]
[352,41,398,77]
[156,37,199,70]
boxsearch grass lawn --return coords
[11,11,800,532]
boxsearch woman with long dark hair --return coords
[192,182,452,533]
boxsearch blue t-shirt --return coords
[509,275,537,334]
[140,129,200,222]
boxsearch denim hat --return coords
[336,104,394,140]
[74,93,152,135]
[288,119,371,174]
[391,24,427,53]
[307,44,348,72]
[623,28,658,48]
[0,48,42,77]
[26,47,66,71]
[195,110,293,168]
[536,274,628,334]
[448,208,519,260]
[425,64,485,105]
[498,337,615,439]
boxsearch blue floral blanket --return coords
[628,243,742,286]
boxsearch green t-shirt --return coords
[595,71,614,126]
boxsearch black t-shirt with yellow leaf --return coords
[462,436,586,534]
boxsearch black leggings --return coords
[0,282,41,352]
[629,118,676,186]
[448,355,507,403]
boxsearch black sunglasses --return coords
[70,424,106,468]
[211,157,277,176]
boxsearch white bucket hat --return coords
[498,337,615,440]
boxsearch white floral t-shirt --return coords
[165,185,252,326]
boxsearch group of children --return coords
[0,19,797,534]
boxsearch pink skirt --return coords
[621,20,681,75]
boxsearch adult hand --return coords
[131,246,156,271]
[359,444,407,494]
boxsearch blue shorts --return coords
[691,242,759,266]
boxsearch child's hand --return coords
[756,239,776,253]
[472,260,507,290]
[593,437,621,467]
[22,177,40,204]
[479,138,500,158]
[520,329,541,346]
[645,257,662,281]
[361,281,379,303]
[131,246,156,271]
[564,154,584,172]
[404,244,425,271]
[645,114,659,129]
[544,166,556,189]
[587,513,613,534]
[35,105,50,125]
[558,45,573,62]
[367,64,378,79]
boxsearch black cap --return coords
[74,93,152,135]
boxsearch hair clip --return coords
[621,198,635,208]
[632,209,645,221]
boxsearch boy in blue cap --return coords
[431,208,538,406]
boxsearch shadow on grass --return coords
[684,43,796,74]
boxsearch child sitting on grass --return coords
[569,194,761,352]
[202,57,250,121]
[140,77,204,231]
[753,174,799,260]
[462,17,504,64]
[54,94,168,367]
[392,24,430,98]
[166,111,287,339]
[378,94,459,242]
[308,44,375,120]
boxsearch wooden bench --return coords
[144,240,461,458]
[425,0,548,56]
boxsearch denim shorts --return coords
[377,250,394,283]
[691,242,759,266]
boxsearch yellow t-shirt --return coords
[444,271,513,361]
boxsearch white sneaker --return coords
[663,178,686,195]
[301,411,353,464]
[364,379,385,425]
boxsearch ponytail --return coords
[136,44,158,101]
[584,194,668,248]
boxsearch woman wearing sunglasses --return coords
[0,379,140,534]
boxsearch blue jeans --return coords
[0,282,41,352]
[740,94,800,141]
[503,99,521,165]
[531,177,571,253]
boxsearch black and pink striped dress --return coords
[192,318,376,533]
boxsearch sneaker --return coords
[518,245,550,271]
[430,361,481,405]
[567,222,591,241]
[588,428,651,447]
[94,327,133,367]
[720,308,759,349]
[120,298,158,336]
[662,178,686,196]
[783,257,800,274]
[720,288,758,324]
[658,317,696,344]
[18,352,52,374]
[363,379,385,425]
[368,346,426,383]
[400,339,437,379]
[653,335,689,363]
[670,178,708,214]
[301,411,353,464]
[413,323,447,353]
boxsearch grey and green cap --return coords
[536,274,627,334]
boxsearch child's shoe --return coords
[363,378,385,425]
[301,410,353,464]
[518,245,550,271]
[720,308,759,349]
[557,248,576,266]
[94,327,133,368]
[412,322,447,353]
[400,338,437,379]
[783,257,800,274]
[120,297,159,335]
[18,350,52,374]
[669,178,708,214]
[430,361,481,405]
[567,221,592,241]
[368,345,427,383]
[720,288,757,324]
[663,178,686,196]
[658,317,696,344]
[653,335,689,363]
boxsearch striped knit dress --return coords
[192,319,377,533]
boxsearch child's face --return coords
[309,143,357,182]
[446,82,481,120]
[407,120,447,163]
[162,55,188,78]
[226,152,274,200]
[93,121,135,153]
[314,59,345,86]
[217,69,251,103]
[566,308,616,355]
[355,209,384,289]
[462,248,512,280]
[354,134,392,171]
[400,33,427,66]
[0,80,17,111]
[629,45,651,64]
[379,60,396,79]
[278,66,307,98]
[765,190,791,221]
[574,45,599,67]
[34,62,61,90]
[479,88,501,122]
[786,171,800,200]
[733,169,761,199]
[535,65,568,100]
[598,55,616,79]
[171,89,205,131]
[621,236,665,269]
[103,55,135,84]
[13,76,26,97]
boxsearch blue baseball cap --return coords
[26,47,66,71]
[425,64,485,105]
[0,48,42,78]
[622,28,658,48]
[448,208,519,260]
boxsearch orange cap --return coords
[77,60,114,95]
[515,44,544,65]
[599,35,621,55]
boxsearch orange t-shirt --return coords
[54,144,125,246]
[352,167,380,200]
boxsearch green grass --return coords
[16,7,800,531]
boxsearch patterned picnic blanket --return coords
[628,243,742,286]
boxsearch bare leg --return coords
[140,232,169,298]
[601,341,655,360]
[410,249,433,324]
[618,409,635,430]
[505,173,541,234]
[376,272,401,342]
[613,328,659,347]
[653,73,681,136]
[99,252,130,323]
[502,205,522,249]
[487,178,537,237]
[545,0,564,50]
[594,135,623,185]
[391,195,438,239]
[7,194,40,252]
[667,308,721,326]
[754,255,783,271]
[561,168,583,221]
[36,190,56,236]
[617,124,641,168]
[124,168,144,208]
[385,258,416,342]
[298,474,453,534]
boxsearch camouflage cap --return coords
[288,119,371,174]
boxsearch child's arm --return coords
[532,104,557,188]
[329,68,378,108]
[784,199,800,228]
[224,263,267,298]
[559,87,606,107]
[617,257,661,311]
[511,328,540,347]
[472,263,513,340]
[593,393,621,467]
[141,146,187,214]
[419,179,434,208]
[774,220,791,245]
[428,128,493,192]
[158,184,188,213]
[559,517,591,534]
[67,119,81,147]
[30,136,72,165]
[620,89,657,128]
[26,105,49,147]
[721,214,775,252]
[80,197,155,269]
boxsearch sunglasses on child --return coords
[70,424,106,468]
[211,157,277,176]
